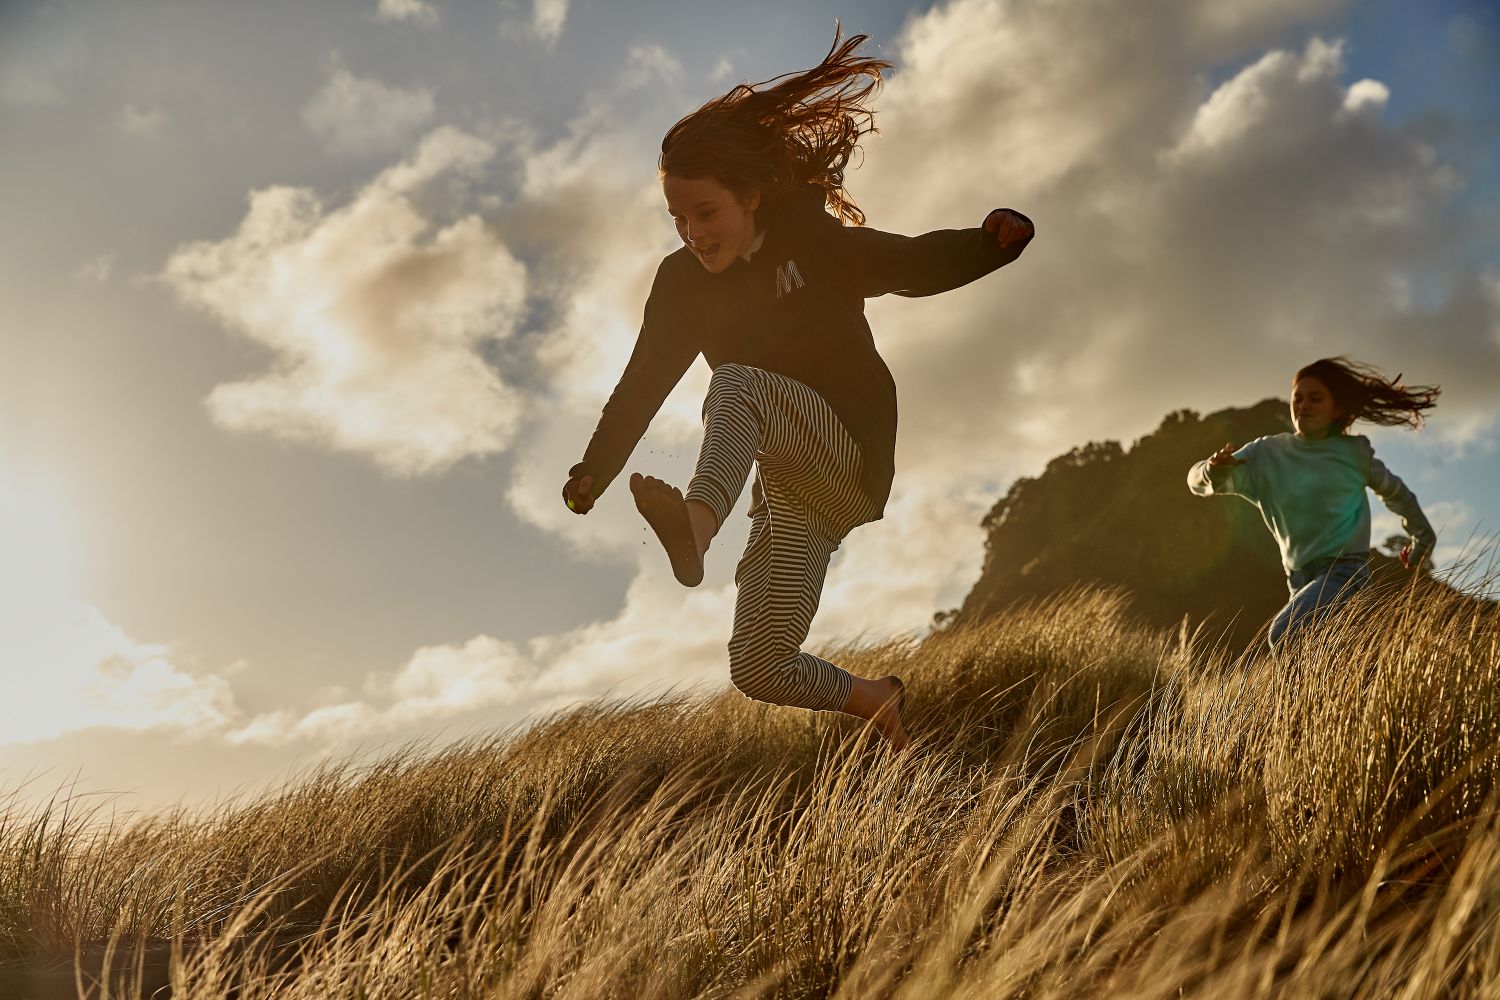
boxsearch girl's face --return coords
[1291,376,1345,439]
[662,173,761,274]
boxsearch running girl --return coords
[1188,357,1440,650]
[561,31,1034,748]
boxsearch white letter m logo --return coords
[775,259,806,298]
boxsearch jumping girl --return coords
[1188,357,1440,651]
[561,31,1035,749]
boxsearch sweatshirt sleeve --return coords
[831,210,1034,299]
[1187,441,1258,500]
[568,260,700,501]
[1368,456,1438,562]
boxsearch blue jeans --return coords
[1268,554,1371,651]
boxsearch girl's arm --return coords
[1369,457,1438,566]
[1187,442,1256,499]
[832,208,1034,299]
[566,263,699,511]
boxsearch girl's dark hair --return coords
[659,26,891,226]
[1295,356,1440,430]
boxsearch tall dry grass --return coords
[1,570,1497,998]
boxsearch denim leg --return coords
[1267,557,1371,651]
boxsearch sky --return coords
[2,0,1497,815]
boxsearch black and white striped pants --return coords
[684,364,879,712]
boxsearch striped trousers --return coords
[684,364,879,713]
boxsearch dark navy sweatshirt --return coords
[570,191,1033,518]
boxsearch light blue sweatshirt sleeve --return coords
[1368,456,1438,562]
[1187,440,1259,502]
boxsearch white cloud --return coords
[709,50,748,84]
[1371,497,1478,572]
[219,43,753,747]
[231,574,733,746]
[301,56,436,157]
[532,0,569,46]
[1341,78,1390,116]
[162,127,528,476]
[493,0,1491,730]
[504,0,1500,677]
[500,0,570,47]
[851,0,1499,519]
[377,0,439,25]
[165,0,1500,751]
[845,1,1494,637]
[495,57,707,558]
[1422,499,1478,568]
[117,104,169,135]
[622,45,684,89]
[0,470,237,747]
[2,602,238,745]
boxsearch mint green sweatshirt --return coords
[1187,432,1436,574]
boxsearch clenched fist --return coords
[984,208,1035,248]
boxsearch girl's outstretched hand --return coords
[983,208,1034,248]
[1399,542,1424,571]
[1207,443,1243,468]
[562,474,595,515]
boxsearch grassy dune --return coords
[2,576,1497,998]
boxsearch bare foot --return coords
[630,473,704,587]
[844,674,909,750]
[873,676,910,751]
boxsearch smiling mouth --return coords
[696,244,720,259]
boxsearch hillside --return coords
[944,399,1415,649]
[2,582,1497,998]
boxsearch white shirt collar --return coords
[741,229,767,262]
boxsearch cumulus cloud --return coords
[229,635,526,745]
[0,471,237,747]
[622,44,684,89]
[162,127,528,476]
[496,54,707,559]
[222,44,765,747]
[811,0,1500,621]
[376,0,439,25]
[532,0,569,46]
[503,0,1500,663]
[231,574,733,746]
[1186,0,1352,57]
[157,1,1500,752]
[502,0,570,47]
[1341,78,1390,116]
[301,56,436,157]
[3,603,238,745]
[709,51,747,84]
[233,1,1498,751]
[502,0,1494,707]
[1371,497,1479,572]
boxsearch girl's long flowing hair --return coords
[1296,356,1440,430]
[659,26,891,226]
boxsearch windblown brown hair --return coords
[659,26,891,226]
[1295,356,1440,430]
